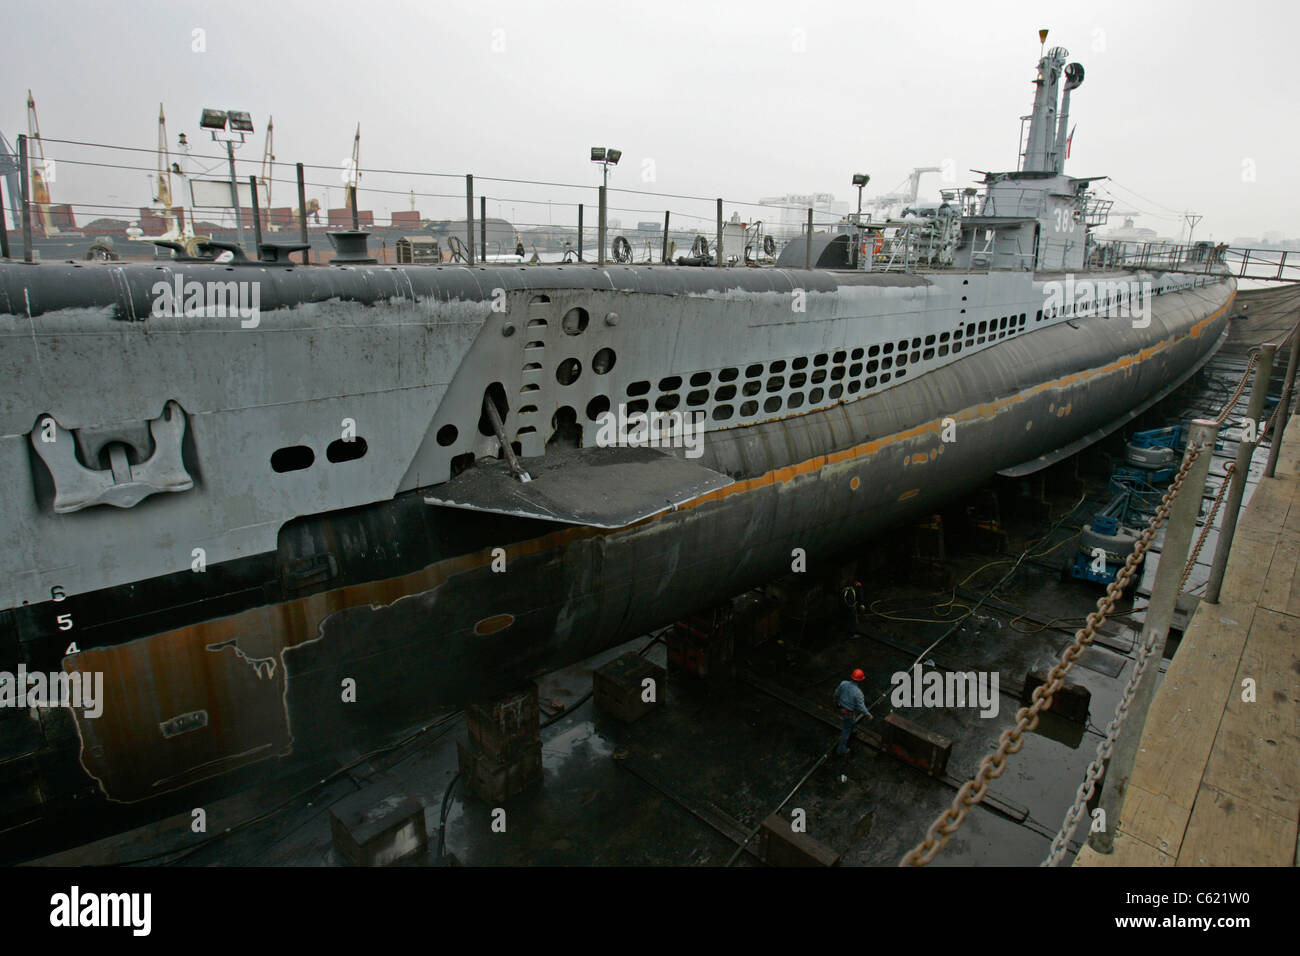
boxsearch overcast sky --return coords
[3,0,1297,241]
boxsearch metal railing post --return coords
[0,164,10,258]
[598,186,606,266]
[1089,418,1219,854]
[716,199,723,268]
[662,210,670,263]
[296,162,310,264]
[1206,345,1277,603]
[805,208,813,271]
[480,196,487,262]
[465,174,475,266]
[248,175,263,255]
[18,134,32,262]
[577,203,584,262]
[226,140,247,254]
[350,186,359,231]
[1265,328,1300,478]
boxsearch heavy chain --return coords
[1179,461,1233,594]
[899,443,1202,866]
[1041,628,1160,866]
[1216,351,1258,425]
[1180,382,1285,595]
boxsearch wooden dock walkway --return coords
[1075,414,1300,867]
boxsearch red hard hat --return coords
[851,669,865,681]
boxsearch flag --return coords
[1066,124,1076,159]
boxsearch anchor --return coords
[30,401,196,513]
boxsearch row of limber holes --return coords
[617,314,1031,422]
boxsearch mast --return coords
[154,103,176,235]
[26,90,55,234]
[1019,31,1082,174]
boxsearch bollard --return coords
[1089,419,1218,854]
[1206,345,1276,603]
[465,174,475,266]
[1264,328,1300,478]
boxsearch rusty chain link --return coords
[1181,382,1285,594]
[1041,626,1160,866]
[899,441,1203,866]
[1215,351,1258,425]
[1179,460,1233,594]
[904,328,1276,864]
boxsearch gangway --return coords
[1108,241,1300,283]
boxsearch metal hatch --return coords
[423,445,735,528]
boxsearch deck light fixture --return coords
[852,173,870,221]
[591,146,621,188]
[200,106,256,252]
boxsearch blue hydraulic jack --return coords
[1064,487,1142,595]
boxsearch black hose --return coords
[437,771,463,861]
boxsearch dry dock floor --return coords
[1075,413,1300,867]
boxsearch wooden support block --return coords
[329,777,428,866]
[731,593,781,648]
[1023,669,1092,723]
[465,684,540,760]
[881,713,952,777]
[668,621,734,678]
[759,813,840,867]
[457,740,542,804]
[593,652,665,723]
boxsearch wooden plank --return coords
[1177,782,1297,866]
[1073,829,1175,867]
[1201,607,1300,818]
[1127,601,1252,809]
[1257,534,1299,616]
[1112,781,1193,859]
[1221,531,1278,606]
[1241,481,1291,531]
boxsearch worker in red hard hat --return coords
[834,668,873,756]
